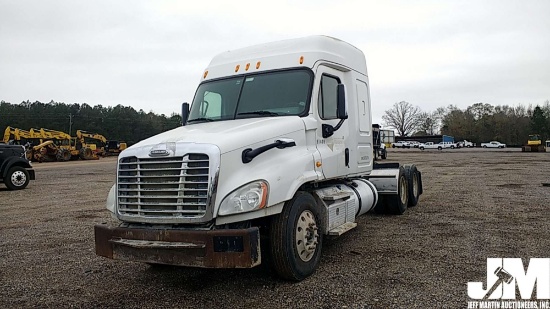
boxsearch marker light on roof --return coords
[203,71,208,78]
[245,63,250,71]
[300,56,304,64]
[256,61,261,69]
[235,65,240,72]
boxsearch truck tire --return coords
[404,165,420,207]
[438,146,442,150]
[386,167,408,215]
[56,149,71,161]
[419,147,425,150]
[4,166,30,190]
[372,196,386,214]
[80,147,93,160]
[269,191,322,281]
[482,145,487,148]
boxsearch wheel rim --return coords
[11,170,26,187]
[399,176,407,205]
[295,210,319,262]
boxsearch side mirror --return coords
[322,84,348,138]
[337,84,347,119]
[181,102,189,126]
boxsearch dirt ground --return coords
[1,148,549,308]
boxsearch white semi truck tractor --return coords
[95,36,423,281]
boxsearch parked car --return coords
[443,141,459,149]
[481,141,506,148]
[391,141,411,148]
[457,140,474,148]
[408,141,421,148]
[419,142,443,150]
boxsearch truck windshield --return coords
[187,69,312,123]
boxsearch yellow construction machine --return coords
[31,128,79,161]
[3,126,43,160]
[30,140,60,162]
[521,134,546,152]
[29,128,96,161]
[76,130,106,158]
[3,126,41,145]
[104,140,127,156]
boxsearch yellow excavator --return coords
[521,134,546,152]
[3,126,43,160]
[30,128,79,161]
[76,130,106,158]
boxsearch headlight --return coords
[218,181,268,216]
[106,184,116,213]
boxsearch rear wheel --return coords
[80,147,93,160]
[56,149,71,161]
[4,166,30,190]
[438,146,442,150]
[404,165,421,207]
[386,167,409,215]
[269,192,322,281]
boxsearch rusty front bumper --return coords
[94,224,261,268]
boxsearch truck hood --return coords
[128,116,306,154]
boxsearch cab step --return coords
[328,222,357,236]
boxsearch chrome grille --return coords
[117,154,210,221]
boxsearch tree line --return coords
[383,101,550,146]
[3,99,549,147]
[1,100,182,145]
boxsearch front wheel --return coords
[269,192,323,281]
[4,166,30,190]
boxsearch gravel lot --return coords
[1,149,549,308]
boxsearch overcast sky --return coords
[1,0,549,125]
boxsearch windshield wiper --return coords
[237,111,280,117]
[187,117,214,123]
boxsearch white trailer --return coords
[95,36,423,281]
